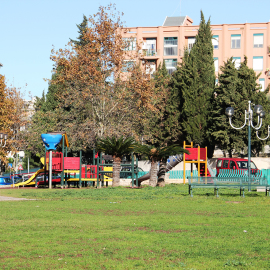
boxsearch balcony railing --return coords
[139,49,160,58]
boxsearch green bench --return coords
[187,176,270,197]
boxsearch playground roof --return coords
[47,132,69,147]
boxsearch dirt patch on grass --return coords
[134,227,188,234]
[0,196,35,201]
[226,201,243,204]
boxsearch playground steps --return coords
[197,163,211,177]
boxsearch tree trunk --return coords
[157,161,166,187]
[112,156,121,187]
[149,160,157,187]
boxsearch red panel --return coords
[185,148,198,160]
[64,157,80,170]
[81,165,97,178]
[46,152,63,171]
[185,148,207,160]
[200,149,207,160]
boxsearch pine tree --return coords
[147,61,181,147]
[212,56,270,157]
[173,11,215,155]
[212,57,244,156]
[70,15,89,47]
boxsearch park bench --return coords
[187,176,270,197]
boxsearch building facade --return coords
[121,16,270,90]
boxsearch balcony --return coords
[139,49,160,59]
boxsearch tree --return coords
[173,11,215,156]
[135,144,189,187]
[96,136,136,187]
[146,61,182,147]
[0,75,28,170]
[48,5,162,151]
[70,15,89,47]
[212,56,270,157]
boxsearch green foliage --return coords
[147,61,181,147]
[172,11,215,155]
[135,144,189,162]
[212,56,270,156]
[96,136,136,158]
[70,15,89,47]
[22,151,42,170]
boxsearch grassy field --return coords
[0,184,269,269]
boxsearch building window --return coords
[123,38,136,51]
[212,35,219,49]
[122,60,135,72]
[142,38,157,56]
[164,37,178,56]
[231,34,241,49]
[233,57,241,69]
[188,37,196,51]
[214,57,218,72]
[164,59,177,75]
[259,78,265,91]
[253,34,263,48]
[253,56,263,71]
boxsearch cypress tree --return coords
[212,56,270,157]
[70,15,89,47]
[147,61,181,147]
[173,11,215,155]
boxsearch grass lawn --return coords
[0,184,269,269]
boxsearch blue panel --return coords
[41,134,62,151]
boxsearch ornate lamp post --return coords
[225,101,267,186]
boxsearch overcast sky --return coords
[1,0,269,98]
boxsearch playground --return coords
[2,132,268,199]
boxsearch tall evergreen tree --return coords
[172,11,215,155]
[70,15,89,47]
[212,56,270,157]
[147,61,181,147]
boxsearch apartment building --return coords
[121,16,270,90]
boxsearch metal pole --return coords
[49,150,52,189]
[248,122,251,191]
[65,146,67,188]
[79,150,82,188]
[131,153,134,188]
[44,148,47,187]
[28,158,29,174]
[248,101,251,191]
[97,154,99,188]
[136,155,138,187]
[61,136,64,188]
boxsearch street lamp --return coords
[225,101,268,184]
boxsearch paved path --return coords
[0,196,35,201]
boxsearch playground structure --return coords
[14,132,141,188]
[13,133,215,188]
[183,141,215,184]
